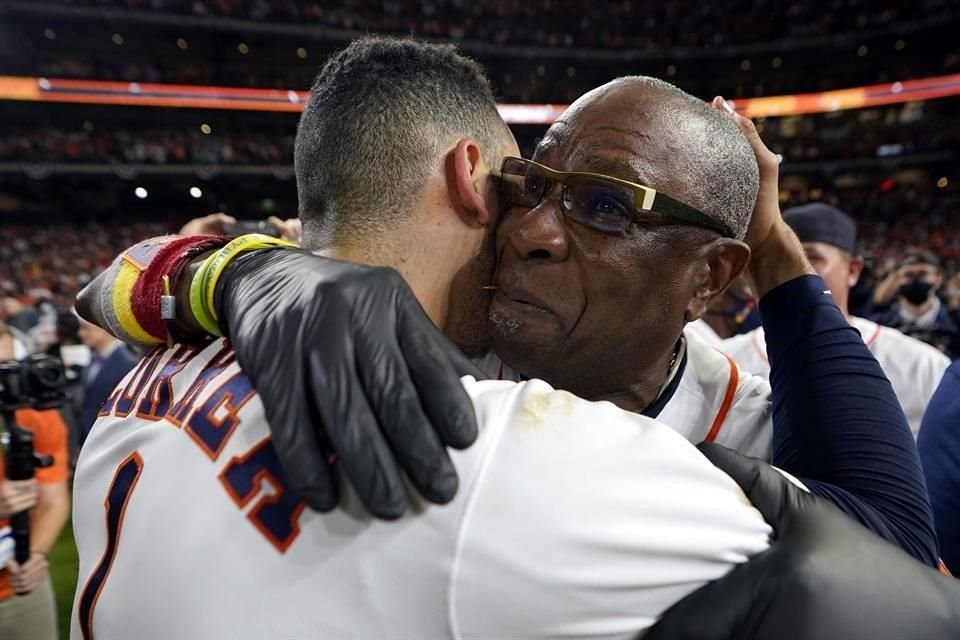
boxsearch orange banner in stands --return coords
[1,73,959,121]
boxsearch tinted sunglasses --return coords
[499,157,733,237]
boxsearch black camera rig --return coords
[0,354,67,565]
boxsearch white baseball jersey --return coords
[477,331,773,461]
[72,339,770,640]
[684,318,723,347]
[720,317,950,436]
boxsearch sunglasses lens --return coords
[501,159,548,208]
[563,177,634,233]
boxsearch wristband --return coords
[100,255,157,348]
[190,234,297,336]
[129,235,228,341]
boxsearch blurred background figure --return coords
[75,320,135,449]
[686,276,761,346]
[722,204,950,435]
[918,360,960,575]
[0,298,35,360]
[50,312,89,461]
[0,321,70,640]
[872,250,960,357]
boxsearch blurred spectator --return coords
[76,320,136,448]
[43,0,960,51]
[918,361,960,573]
[0,223,169,310]
[50,313,90,460]
[0,129,293,166]
[871,250,960,357]
[0,298,37,358]
[0,321,70,640]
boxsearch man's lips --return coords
[492,287,553,315]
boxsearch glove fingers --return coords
[697,441,793,529]
[308,346,409,520]
[398,299,479,451]
[252,336,340,512]
[353,319,461,504]
[262,401,340,512]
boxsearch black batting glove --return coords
[646,442,960,640]
[217,249,481,520]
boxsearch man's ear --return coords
[685,239,751,322]
[448,138,492,228]
[848,255,865,288]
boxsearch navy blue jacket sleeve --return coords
[918,362,960,572]
[760,275,938,567]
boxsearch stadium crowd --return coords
[0,129,292,165]
[3,102,956,166]
[44,0,959,49]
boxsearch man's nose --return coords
[503,199,570,262]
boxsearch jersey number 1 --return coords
[77,452,144,640]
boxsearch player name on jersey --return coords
[97,341,305,552]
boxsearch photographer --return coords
[871,250,960,357]
[0,320,69,640]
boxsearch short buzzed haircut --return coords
[295,37,511,249]
[616,77,760,240]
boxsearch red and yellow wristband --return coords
[99,235,229,348]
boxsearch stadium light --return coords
[134,187,148,199]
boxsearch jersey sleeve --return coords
[451,377,771,638]
[13,408,69,484]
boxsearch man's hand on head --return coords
[711,97,815,298]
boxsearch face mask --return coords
[707,292,762,335]
[899,279,934,305]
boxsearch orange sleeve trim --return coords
[705,354,739,443]
[865,323,882,348]
[939,559,953,577]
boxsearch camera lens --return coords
[24,355,67,392]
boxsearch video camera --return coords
[0,355,66,567]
